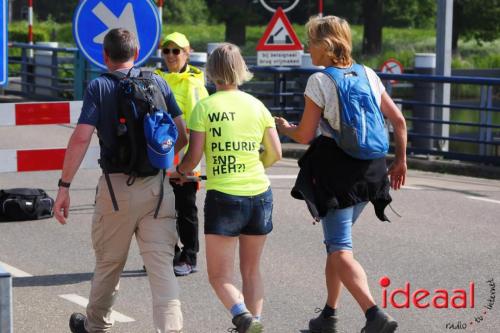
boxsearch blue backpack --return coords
[322,64,389,160]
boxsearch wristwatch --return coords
[176,165,185,177]
[58,179,71,188]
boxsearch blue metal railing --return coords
[5,43,500,165]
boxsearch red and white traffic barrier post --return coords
[28,0,34,58]
[0,101,100,173]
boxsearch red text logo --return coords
[380,276,475,309]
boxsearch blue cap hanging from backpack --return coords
[144,110,178,170]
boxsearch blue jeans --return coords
[204,188,273,236]
[321,202,368,253]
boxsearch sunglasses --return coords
[162,48,182,55]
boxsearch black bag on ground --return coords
[0,188,54,221]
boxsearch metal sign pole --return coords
[156,0,164,68]
[0,266,13,333]
[435,0,453,152]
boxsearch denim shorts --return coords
[204,188,273,236]
[321,201,368,253]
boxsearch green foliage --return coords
[8,21,49,42]
[162,24,225,52]
[164,0,210,24]
[383,0,436,28]
[455,0,500,45]
[7,20,500,69]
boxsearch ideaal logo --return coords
[379,276,496,330]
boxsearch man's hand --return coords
[54,187,70,224]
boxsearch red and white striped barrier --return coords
[0,101,82,126]
[0,146,100,173]
[0,101,100,173]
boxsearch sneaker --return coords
[174,262,197,276]
[309,308,338,333]
[69,312,88,333]
[361,311,398,333]
[229,312,264,333]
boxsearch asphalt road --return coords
[0,126,499,332]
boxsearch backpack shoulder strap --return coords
[101,71,126,81]
[102,67,136,81]
[139,70,154,79]
[323,64,366,84]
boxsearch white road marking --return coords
[0,260,33,277]
[466,196,500,205]
[402,185,423,190]
[276,159,299,166]
[268,175,297,179]
[59,294,135,323]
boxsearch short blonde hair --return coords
[306,15,353,67]
[206,43,253,86]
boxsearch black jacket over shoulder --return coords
[291,135,392,222]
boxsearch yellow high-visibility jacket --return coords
[155,64,209,176]
[155,64,209,125]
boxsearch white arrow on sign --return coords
[91,2,140,48]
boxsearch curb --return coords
[281,144,500,180]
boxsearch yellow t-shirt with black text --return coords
[188,90,275,196]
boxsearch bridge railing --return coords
[5,43,500,165]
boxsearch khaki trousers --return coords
[84,173,182,333]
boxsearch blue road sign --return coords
[1,0,8,86]
[72,0,161,69]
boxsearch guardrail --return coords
[0,265,13,333]
[5,43,500,165]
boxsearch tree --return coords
[452,0,500,52]
[362,0,383,55]
[164,0,209,25]
[207,0,256,46]
[383,0,435,28]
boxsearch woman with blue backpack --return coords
[276,15,407,333]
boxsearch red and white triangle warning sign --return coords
[256,7,303,51]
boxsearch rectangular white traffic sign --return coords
[0,0,7,86]
[257,51,302,67]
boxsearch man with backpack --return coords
[53,28,187,333]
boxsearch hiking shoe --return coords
[69,312,88,333]
[361,311,398,333]
[309,308,338,333]
[174,262,197,276]
[229,312,264,333]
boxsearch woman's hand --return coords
[388,158,407,190]
[169,171,188,185]
[274,116,296,135]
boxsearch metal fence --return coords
[5,42,500,165]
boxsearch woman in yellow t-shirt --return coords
[155,32,209,276]
[175,43,281,333]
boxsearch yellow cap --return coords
[162,32,190,49]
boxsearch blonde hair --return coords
[306,15,353,67]
[206,43,253,86]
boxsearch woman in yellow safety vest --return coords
[155,32,209,276]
